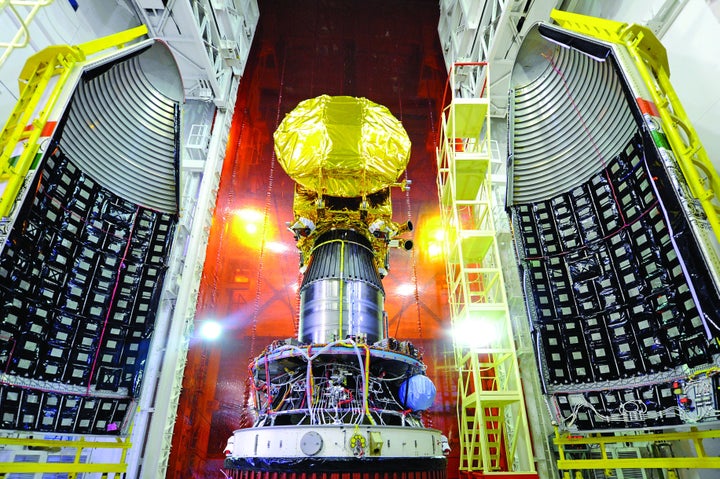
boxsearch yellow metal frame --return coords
[551,8,720,243]
[0,24,148,217]
[0,435,131,476]
[437,63,536,476]
[555,428,720,475]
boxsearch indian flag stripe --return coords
[636,97,660,117]
[10,121,57,163]
[22,120,57,137]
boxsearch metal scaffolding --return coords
[437,62,537,478]
[0,0,54,67]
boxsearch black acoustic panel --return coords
[588,174,622,235]
[18,389,43,430]
[0,385,133,436]
[527,261,555,321]
[8,333,43,378]
[37,393,61,431]
[0,41,176,437]
[516,204,541,257]
[552,194,581,250]
[56,395,81,433]
[582,315,618,380]
[535,202,561,255]
[96,366,123,392]
[0,297,24,337]
[0,150,176,431]
[0,337,12,372]
[121,339,150,391]
[570,184,602,244]
[633,333,670,374]
[510,129,720,431]
[64,364,92,387]
[92,398,120,434]
[566,347,594,383]
[538,322,570,385]
[75,397,100,433]
[0,387,22,429]
[38,360,67,382]
[111,399,131,432]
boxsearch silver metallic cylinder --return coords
[299,230,385,344]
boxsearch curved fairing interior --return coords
[0,40,182,435]
[507,23,720,431]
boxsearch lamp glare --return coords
[199,320,222,340]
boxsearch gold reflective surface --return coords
[274,95,411,198]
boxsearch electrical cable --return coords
[248,49,287,359]
[641,147,712,338]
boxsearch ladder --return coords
[437,62,537,478]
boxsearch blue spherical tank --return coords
[399,374,437,411]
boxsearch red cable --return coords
[86,206,140,395]
[542,53,628,227]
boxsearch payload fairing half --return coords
[507,13,720,432]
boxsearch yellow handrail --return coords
[555,427,720,472]
[0,435,131,475]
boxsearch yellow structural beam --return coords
[555,428,720,445]
[558,457,720,470]
[0,24,148,217]
[551,8,720,243]
[555,428,720,471]
[0,436,131,448]
[0,435,131,475]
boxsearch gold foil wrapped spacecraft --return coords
[274,95,411,198]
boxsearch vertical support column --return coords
[134,78,240,479]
